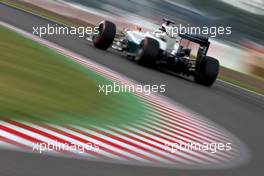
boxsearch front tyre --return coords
[135,37,160,65]
[93,20,116,50]
[194,56,219,86]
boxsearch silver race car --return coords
[88,18,219,86]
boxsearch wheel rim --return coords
[93,23,104,42]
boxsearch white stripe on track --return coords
[91,126,181,164]
[0,121,91,156]
[123,125,216,164]
[0,130,35,151]
[143,114,232,145]
[145,106,230,140]
[143,101,228,136]
[50,124,150,163]
[101,126,217,164]
[18,121,99,159]
[73,125,171,164]
[141,94,228,131]
[135,120,236,160]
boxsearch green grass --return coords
[218,75,264,95]
[0,27,145,126]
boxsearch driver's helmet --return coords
[135,26,142,32]
[160,23,176,38]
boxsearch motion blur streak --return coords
[0,21,250,169]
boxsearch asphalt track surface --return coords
[0,3,264,176]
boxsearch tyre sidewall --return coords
[135,37,160,65]
[195,56,219,86]
[93,21,116,50]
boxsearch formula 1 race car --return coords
[89,18,220,86]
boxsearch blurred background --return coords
[65,0,264,78]
[5,0,264,88]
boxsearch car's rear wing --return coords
[179,33,210,47]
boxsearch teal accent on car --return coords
[127,41,140,53]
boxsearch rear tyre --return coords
[93,21,116,50]
[135,37,160,65]
[194,56,219,86]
